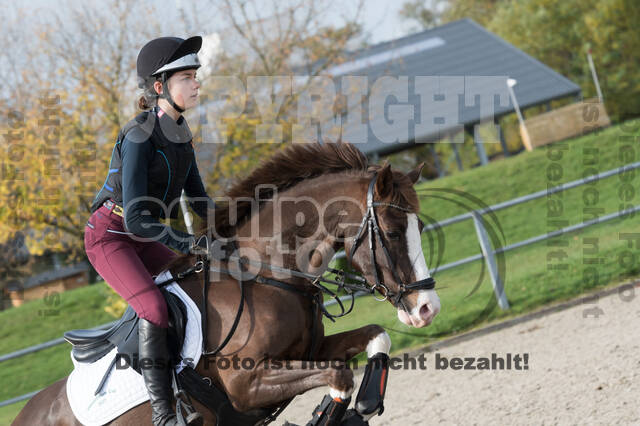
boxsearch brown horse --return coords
[13,142,440,425]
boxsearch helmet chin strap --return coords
[160,72,185,113]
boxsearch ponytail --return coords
[138,77,160,110]
[138,96,153,110]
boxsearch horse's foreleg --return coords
[220,360,353,412]
[220,326,390,415]
[315,324,392,421]
[315,324,389,362]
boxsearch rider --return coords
[84,36,214,425]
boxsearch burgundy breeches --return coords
[84,203,177,328]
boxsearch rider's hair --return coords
[138,72,176,110]
[138,77,160,110]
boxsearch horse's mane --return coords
[166,141,419,272]
[207,141,370,238]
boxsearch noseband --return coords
[346,173,436,312]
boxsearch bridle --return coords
[159,171,437,325]
[154,171,436,425]
[346,172,436,313]
[159,171,436,321]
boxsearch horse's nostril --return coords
[418,304,431,320]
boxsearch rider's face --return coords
[155,69,200,111]
[168,69,200,110]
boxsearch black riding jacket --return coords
[90,106,214,253]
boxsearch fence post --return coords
[471,125,489,166]
[471,211,510,310]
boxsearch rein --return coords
[156,171,438,346]
[157,171,437,340]
[153,172,437,425]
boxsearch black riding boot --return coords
[139,318,178,426]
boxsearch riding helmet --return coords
[136,36,202,112]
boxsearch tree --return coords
[0,0,370,260]
[488,0,639,122]
[0,232,32,310]
[398,0,503,29]
[194,0,366,196]
[0,0,165,259]
[583,0,640,121]
[441,0,502,26]
[398,0,640,122]
[398,0,446,30]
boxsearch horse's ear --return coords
[375,162,394,198]
[407,162,425,185]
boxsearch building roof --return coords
[317,18,581,156]
[8,262,89,291]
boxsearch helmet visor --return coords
[152,53,201,76]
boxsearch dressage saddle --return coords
[62,286,368,425]
[63,288,274,425]
[63,289,188,367]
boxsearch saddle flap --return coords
[116,290,188,373]
[65,290,187,365]
[66,279,203,426]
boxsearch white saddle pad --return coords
[66,271,203,426]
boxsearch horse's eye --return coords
[385,231,401,241]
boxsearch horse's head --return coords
[344,162,440,328]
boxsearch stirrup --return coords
[172,368,203,426]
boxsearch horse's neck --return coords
[233,173,366,285]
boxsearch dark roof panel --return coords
[18,262,89,290]
[322,19,581,155]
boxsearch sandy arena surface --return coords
[279,285,640,425]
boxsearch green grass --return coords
[324,214,638,349]
[322,119,640,351]
[0,282,116,424]
[1,120,639,424]
[0,401,26,426]
[0,282,116,354]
